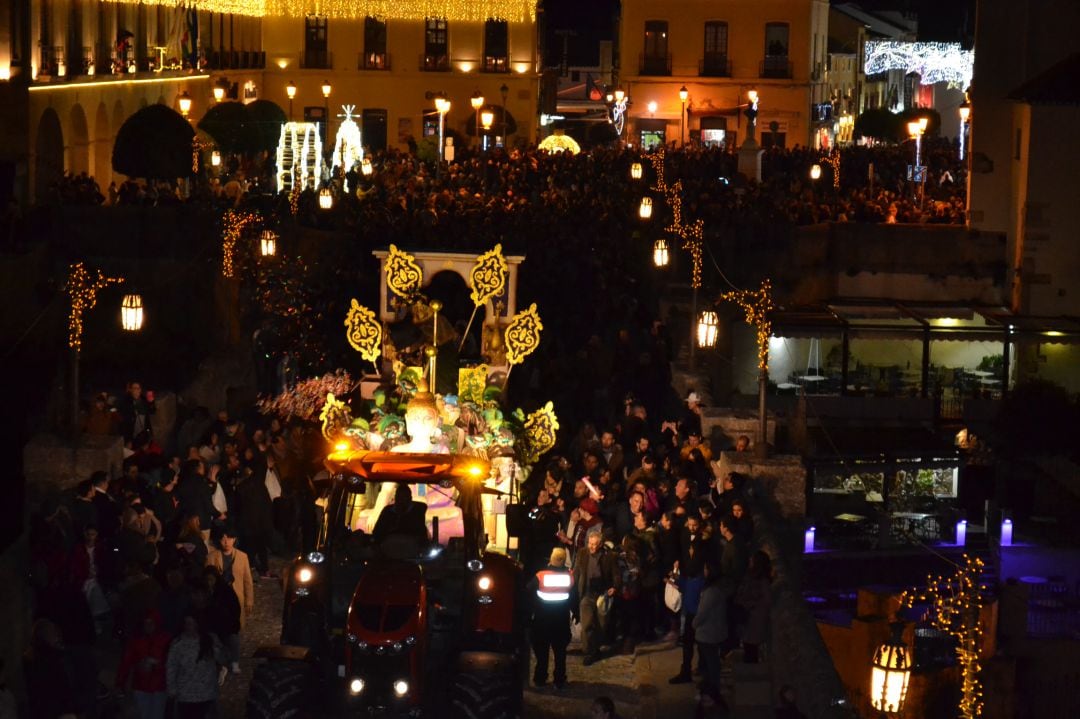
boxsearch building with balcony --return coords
[0,0,539,204]
[617,0,829,149]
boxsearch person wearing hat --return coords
[573,531,621,665]
[527,547,574,688]
[679,392,704,439]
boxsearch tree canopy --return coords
[112,104,195,179]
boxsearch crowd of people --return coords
[518,392,777,717]
[28,381,321,719]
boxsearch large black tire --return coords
[247,659,314,719]
[448,671,522,719]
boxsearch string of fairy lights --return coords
[901,555,987,719]
[100,0,536,22]
[719,280,774,371]
[647,149,704,289]
[66,262,124,351]
[221,210,261,278]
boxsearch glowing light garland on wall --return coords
[720,279,774,371]
[101,0,535,22]
[66,262,124,351]
[221,210,261,278]
[648,149,704,288]
[864,41,973,89]
[900,555,986,719]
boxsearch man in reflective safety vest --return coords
[527,547,574,688]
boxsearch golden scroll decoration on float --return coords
[523,401,559,463]
[469,243,507,306]
[384,244,423,298]
[344,298,382,364]
[504,303,543,366]
[457,365,489,407]
[319,392,352,440]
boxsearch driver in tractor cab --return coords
[372,484,429,546]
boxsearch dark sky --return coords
[542,0,976,67]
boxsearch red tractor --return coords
[247,450,526,718]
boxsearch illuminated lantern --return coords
[121,294,144,332]
[177,91,192,117]
[321,81,332,99]
[614,88,625,103]
[213,82,226,102]
[870,623,911,714]
[630,162,643,180]
[211,150,221,167]
[260,229,278,257]
[697,310,719,348]
[286,81,297,100]
[639,196,653,220]
[810,164,822,180]
[361,157,373,176]
[652,238,669,267]
[319,187,334,210]
[481,110,495,130]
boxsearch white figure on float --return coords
[332,105,364,191]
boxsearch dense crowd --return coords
[28,381,322,719]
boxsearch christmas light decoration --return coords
[720,279,774,371]
[221,210,260,278]
[65,262,123,351]
[901,555,987,719]
[101,0,535,21]
[276,122,324,193]
[537,133,581,155]
[258,370,355,420]
[332,105,365,187]
[647,149,704,288]
[864,41,973,89]
[120,294,144,331]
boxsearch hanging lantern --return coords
[120,294,144,332]
[260,229,278,257]
[211,150,221,167]
[810,164,821,180]
[870,623,911,715]
[630,162,643,180]
[177,90,193,117]
[361,157,373,176]
[319,187,334,210]
[652,238,669,267]
[639,196,653,220]
[697,310,719,348]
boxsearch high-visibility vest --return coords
[535,568,572,602]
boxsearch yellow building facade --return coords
[0,0,538,202]
[618,0,829,150]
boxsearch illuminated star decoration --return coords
[221,210,261,278]
[864,41,974,90]
[66,262,123,351]
[648,148,704,288]
[900,555,986,719]
[720,279,774,371]
[100,0,537,21]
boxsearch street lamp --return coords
[286,81,297,119]
[260,229,278,257]
[870,623,911,715]
[177,90,192,117]
[434,94,451,163]
[958,102,971,160]
[653,238,669,267]
[746,88,760,143]
[679,85,688,146]
[810,163,822,180]
[321,81,332,145]
[614,87,625,103]
[213,79,227,102]
[697,310,719,349]
[481,110,494,150]
[319,187,334,210]
[639,196,653,220]
[630,162,643,180]
[121,294,144,332]
[471,90,484,148]
[361,156,373,176]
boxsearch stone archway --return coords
[69,104,90,175]
[93,102,110,182]
[34,108,64,202]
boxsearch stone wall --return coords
[717,451,806,518]
[22,433,124,494]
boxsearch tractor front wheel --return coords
[246,659,315,719]
[448,670,522,719]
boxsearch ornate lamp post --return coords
[260,229,278,257]
[286,81,297,120]
[481,110,494,150]
[177,90,192,117]
[639,196,653,220]
[652,238,669,267]
[870,622,912,716]
[321,80,332,147]
[471,90,484,148]
[679,85,689,146]
[958,102,971,160]
[434,94,451,163]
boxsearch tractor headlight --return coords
[477,575,492,592]
[392,642,403,653]
[297,566,314,584]
[466,559,483,573]
[349,678,365,695]
[393,679,409,697]
[306,551,325,564]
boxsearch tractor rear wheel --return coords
[246,659,315,719]
[448,670,522,719]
